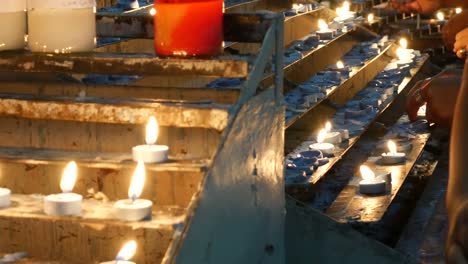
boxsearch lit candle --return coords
[100,240,137,264]
[316,19,334,40]
[436,11,445,21]
[132,116,169,163]
[44,161,82,216]
[113,162,153,222]
[367,13,374,24]
[396,37,414,66]
[323,122,342,144]
[333,60,350,77]
[381,140,406,165]
[334,1,355,22]
[292,3,306,13]
[359,165,388,195]
[154,0,223,56]
[455,7,462,14]
[309,129,335,156]
[0,187,11,208]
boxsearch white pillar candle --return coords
[309,129,335,156]
[27,0,96,53]
[359,165,388,195]
[0,188,11,208]
[381,140,406,165]
[113,162,153,221]
[44,161,82,216]
[0,0,26,51]
[101,240,137,264]
[132,116,169,163]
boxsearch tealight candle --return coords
[113,162,153,221]
[132,116,169,163]
[309,129,335,155]
[316,19,334,40]
[381,140,406,165]
[44,161,82,216]
[100,240,137,264]
[334,1,356,22]
[455,7,462,14]
[323,121,342,144]
[0,187,11,208]
[359,165,388,195]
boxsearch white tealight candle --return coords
[309,129,335,155]
[381,140,406,165]
[359,165,388,195]
[132,116,169,163]
[113,162,153,222]
[323,122,342,144]
[100,240,137,264]
[316,19,334,40]
[455,7,462,14]
[0,187,11,208]
[44,161,82,216]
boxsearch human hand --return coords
[387,0,441,14]
[454,27,468,59]
[406,75,461,127]
[442,11,468,52]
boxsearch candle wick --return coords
[131,195,138,203]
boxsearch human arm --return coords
[388,0,468,14]
[446,59,468,264]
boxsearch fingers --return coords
[454,28,468,59]
[406,79,430,121]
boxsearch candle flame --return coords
[367,13,374,23]
[145,116,159,145]
[149,8,156,16]
[455,7,462,14]
[360,165,375,181]
[387,140,397,155]
[325,121,332,132]
[60,161,77,193]
[336,61,344,69]
[317,129,326,143]
[342,1,350,12]
[436,11,444,21]
[128,162,146,201]
[318,19,328,31]
[116,240,137,261]
[399,38,408,49]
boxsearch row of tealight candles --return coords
[307,121,409,195]
[0,116,169,216]
[0,116,168,262]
